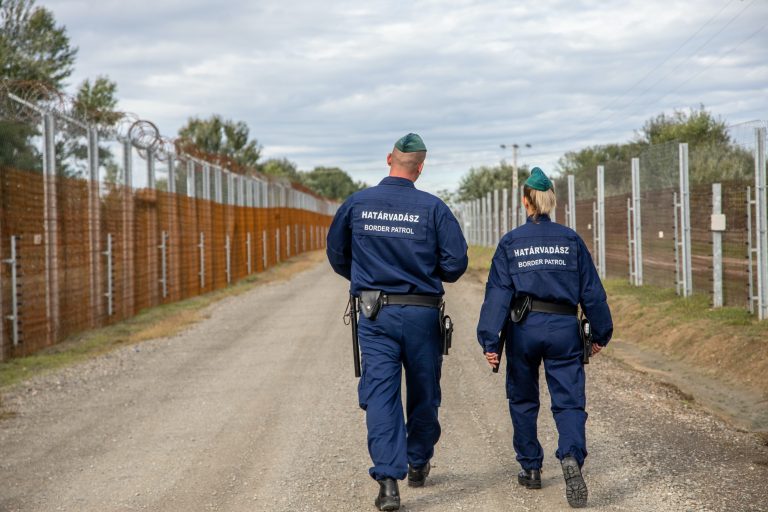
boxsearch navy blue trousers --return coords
[358,305,443,480]
[506,312,587,470]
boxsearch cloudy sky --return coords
[47,0,767,193]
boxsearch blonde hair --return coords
[523,184,557,221]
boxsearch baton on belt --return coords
[492,322,507,374]
[349,294,362,378]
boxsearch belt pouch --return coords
[359,290,383,320]
[509,296,532,323]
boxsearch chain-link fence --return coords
[456,121,768,320]
[0,93,337,361]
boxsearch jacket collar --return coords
[526,214,551,223]
[379,176,415,188]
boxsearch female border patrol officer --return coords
[476,167,613,509]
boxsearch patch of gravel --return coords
[0,264,766,511]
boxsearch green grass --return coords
[604,279,763,330]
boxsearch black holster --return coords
[510,296,532,323]
[359,290,384,320]
[579,314,593,365]
[440,304,453,356]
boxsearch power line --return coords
[593,0,738,117]
[604,0,757,120]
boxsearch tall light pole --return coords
[500,143,531,228]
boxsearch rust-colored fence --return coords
[457,121,768,320]
[0,165,333,360]
[0,90,337,361]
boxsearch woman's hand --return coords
[484,352,499,369]
[591,344,603,356]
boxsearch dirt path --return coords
[1,260,766,511]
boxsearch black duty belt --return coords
[530,299,577,316]
[382,293,443,308]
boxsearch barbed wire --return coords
[0,79,336,202]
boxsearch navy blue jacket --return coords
[477,215,613,353]
[327,176,468,295]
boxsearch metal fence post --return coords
[3,236,20,346]
[755,127,768,319]
[631,157,643,285]
[519,185,526,227]
[214,167,222,203]
[43,112,60,343]
[276,228,281,262]
[673,192,682,296]
[186,160,195,198]
[747,186,756,313]
[122,140,134,317]
[627,197,634,284]
[103,233,114,316]
[262,230,268,269]
[87,126,103,324]
[592,201,598,261]
[597,165,606,279]
[502,188,509,235]
[225,235,231,284]
[567,175,576,230]
[167,155,176,194]
[159,231,168,299]
[202,164,210,200]
[679,143,693,297]
[247,232,252,274]
[198,232,205,289]
[485,191,492,246]
[493,189,500,244]
[712,183,724,308]
[147,150,156,190]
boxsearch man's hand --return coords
[484,352,499,369]
[591,344,603,356]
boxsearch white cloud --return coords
[44,0,768,194]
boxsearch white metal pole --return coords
[712,183,723,308]
[493,188,500,244]
[511,145,518,229]
[679,143,693,297]
[597,165,606,280]
[755,127,768,319]
[631,157,643,285]
[502,188,509,234]
[567,174,576,230]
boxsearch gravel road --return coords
[1,258,767,511]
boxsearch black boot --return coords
[561,456,588,508]
[407,462,431,487]
[517,468,542,489]
[374,478,400,511]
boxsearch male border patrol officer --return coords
[327,133,468,511]
[476,168,612,508]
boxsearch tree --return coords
[456,162,529,201]
[300,166,366,201]
[553,106,748,194]
[73,76,121,126]
[261,157,300,181]
[56,76,122,179]
[0,0,77,171]
[637,105,729,147]
[178,115,262,174]
[0,0,77,88]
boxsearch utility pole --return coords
[500,143,531,229]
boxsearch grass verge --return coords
[0,251,325,392]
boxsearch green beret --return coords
[525,167,552,191]
[394,133,427,153]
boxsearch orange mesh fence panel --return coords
[0,167,335,361]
